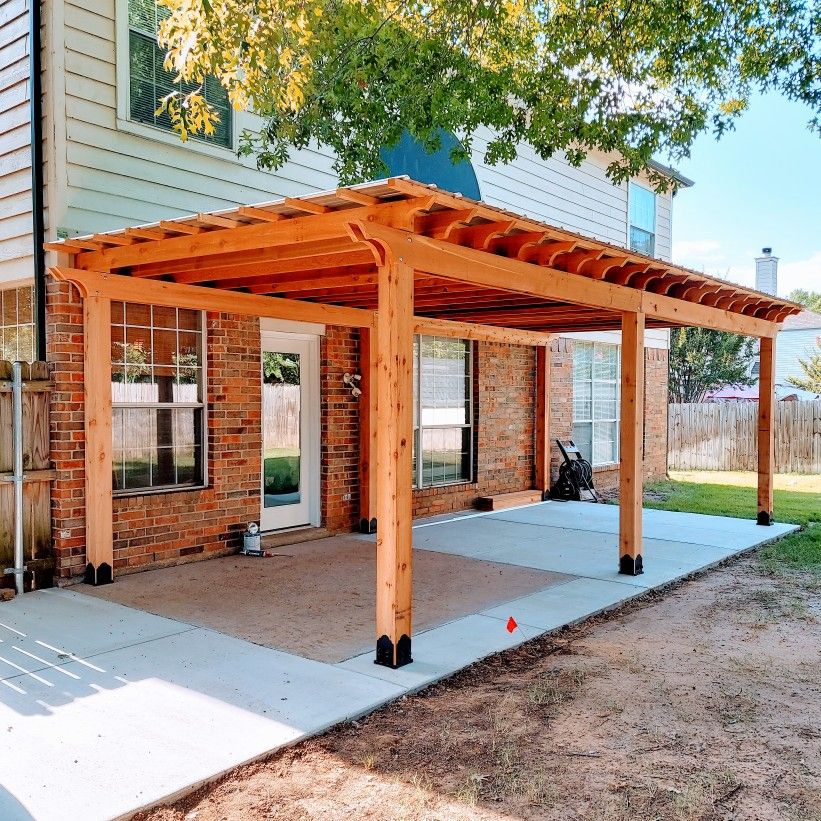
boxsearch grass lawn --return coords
[645,470,821,576]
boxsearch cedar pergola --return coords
[46,177,800,669]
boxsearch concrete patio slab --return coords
[0,593,404,821]
[0,501,798,821]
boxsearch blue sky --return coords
[670,93,820,298]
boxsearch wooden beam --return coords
[83,295,114,586]
[619,311,645,576]
[238,206,283,223]
[336,187,379,207]
[757,336,776,525]
[284,197,331,215]
[375,257,414,669]
[412,317,552,346]
[159,220,201,235]
[125,226,167,241]
[359,327,378,534]
[74,198,435,271]
[535,345,550,495]
[350,223,780,338]
[50,267,376,329]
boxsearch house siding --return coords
[777,329,820,385]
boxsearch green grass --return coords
[264,448,300,495]
[644,474,821,577]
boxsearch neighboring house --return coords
[0,0,693,583]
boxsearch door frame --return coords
[259,322,322,531]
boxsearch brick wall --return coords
[46,293,669,581]
[47,281,261,581]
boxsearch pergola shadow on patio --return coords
[46,176,800,669]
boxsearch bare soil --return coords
[139,555,821,821]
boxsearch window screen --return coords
[572,341,620,466]
[413,336,474,488]
[629,182,656,257]
[128,0,232,148]
[111,302,206,493]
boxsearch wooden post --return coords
[358,326,378,533]
[619,311,645,575]
[83,295,114,585]
[535,345,551,497]
[374,257,414,668]
[757,335,776,525]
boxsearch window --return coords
[111,302,206,493]
[413,336,473,488]
[127,0,232,147]
[572,342,620,466]
[629,182,656,257]
[0,286,35,362]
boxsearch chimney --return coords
[755,247,778,295]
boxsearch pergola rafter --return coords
[45,176,800,669]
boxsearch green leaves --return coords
[669,327,758,403]
[156,0,821,186]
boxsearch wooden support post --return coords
[374,257,414,668]
[358,326,378,533]
[619,312,645,575]
[83,295,114,585]
[757,335,776,525]
[535,345,551,498]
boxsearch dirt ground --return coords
[83,536,566,662]
[139,554,820,821]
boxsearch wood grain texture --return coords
[758,336,776,519]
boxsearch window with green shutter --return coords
[127,0,232,148]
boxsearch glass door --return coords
[260,332,319,530]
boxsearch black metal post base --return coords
[84,562,113,586]
[359,517,377,534]
[375,634,413,669]
[541,489,550,501]
[619,554,644,576]
[757,511,773,526]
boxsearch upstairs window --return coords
[572,342,620,466]
[127,0,232,148]
[629,182,656,257]
[413,336,474,488]
[111,303,206,494]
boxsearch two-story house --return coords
[0,0,694,585]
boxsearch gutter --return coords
[30,0,46,360]
[647,159,694,189]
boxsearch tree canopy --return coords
[669,327,757,403]
[788,289,821,313]
[156,0,821,185]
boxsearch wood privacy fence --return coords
[264,383,300,451]
[668,401,821,473]
[0,361,53,591]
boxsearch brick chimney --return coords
[755,247,778,295]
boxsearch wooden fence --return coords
[0,360,53,591]
[264,383,300,452]
[668,401,821,473]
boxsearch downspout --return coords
[29,0,46,361]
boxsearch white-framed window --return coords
[413,336,474,488]
[628,182,656,257]
[0,286,35,362]
[126,0,233,148]
[572,341,620,466]
[111,302,207,494]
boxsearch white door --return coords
[260,331,320,531]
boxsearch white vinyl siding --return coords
[776,329,821,385]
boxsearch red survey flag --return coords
[506,616,518,633]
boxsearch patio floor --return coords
[0,501,797,821]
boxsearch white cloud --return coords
[671,242,821,297]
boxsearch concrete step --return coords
[475,489,545,512]
[261,527,330,549]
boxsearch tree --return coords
[787,339,821,392]
[788,289,821,313]
[155,0,821,185]
[669,327,757,403]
